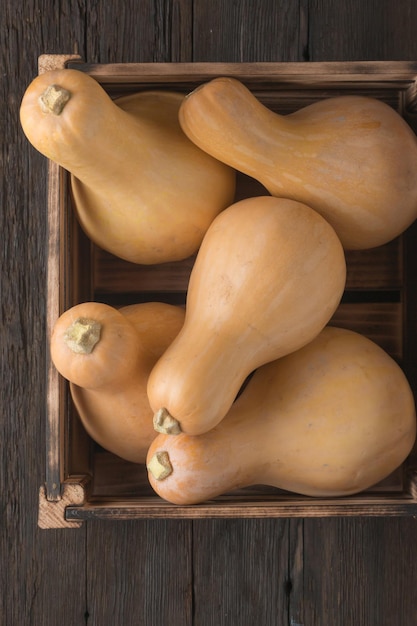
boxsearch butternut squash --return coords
[147,326,416,504]
[19,69,236,264]
[179,77,417,250]
[147,195,346,436]
[50,301,185,463]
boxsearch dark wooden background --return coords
[3,1,417,624]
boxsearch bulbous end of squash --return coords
[50,301,143,390]
[153,408,182,435]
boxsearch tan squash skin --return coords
[147,196,346,436]
[50,301,185,463]
[179,77,417,250]
[147,327,416,504]
[19,69,236,264]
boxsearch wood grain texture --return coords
[307,0,417,61]
[82,0,192,63]
[192,0,307,62]
[303,517,417,626]
[3,1,417,625]
[85,520,193,625]
[192,519,291,625]
[1,3,88,625]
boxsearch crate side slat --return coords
[344,240,402,290]
[401,222,417,476]
[66,60,417,112]
[65,496,417,521]
[43,54,90,504]
[330,302,403,361]
[45,162,66,500]
[66,60,417,84]
[93,241,403,295]
[92,248,194,294]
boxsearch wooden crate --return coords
[37,55,417,528]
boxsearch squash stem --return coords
[153,408,182,435]
[147,451,173,481]
[63,317,101,354]
[39,84,71,115]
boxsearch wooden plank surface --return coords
[302,517,417,625]
[308,0,417,62]
[3,1,417,625]
[191,0,306,62]
[192,519,291,625]
[85,520,193,624]
[2,4,89,625]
